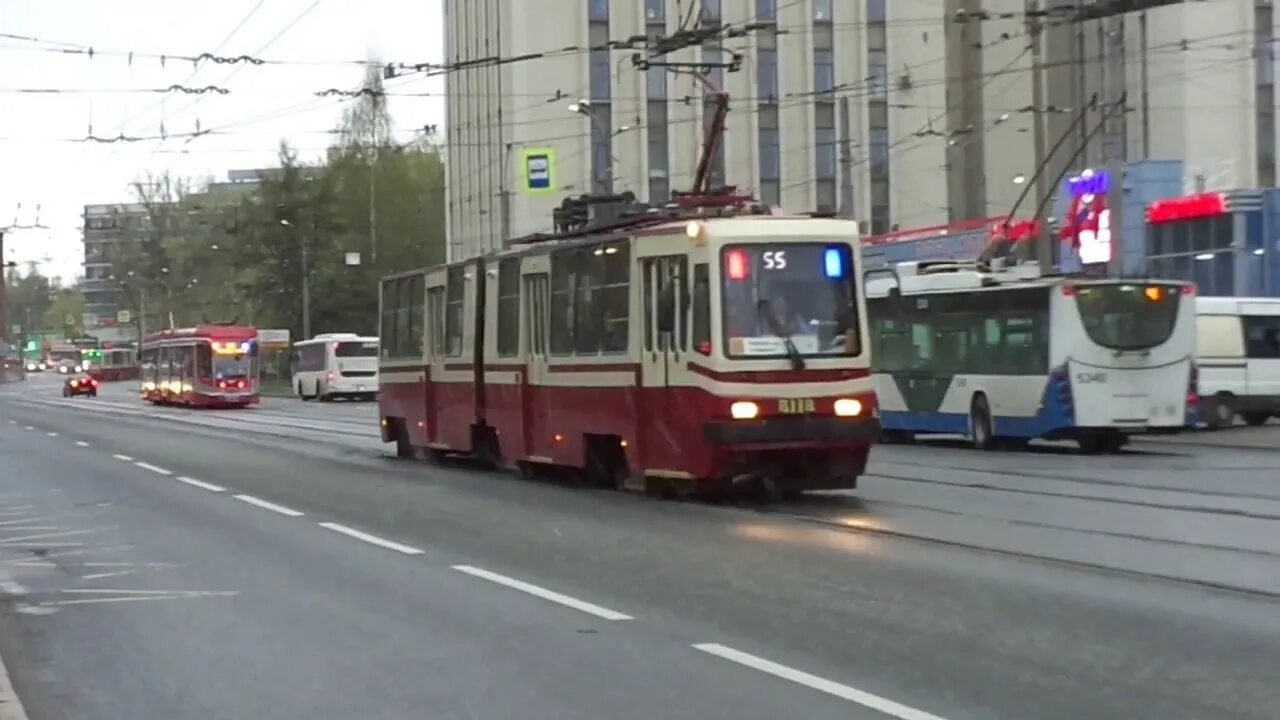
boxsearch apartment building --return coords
[444,0,1052,260]
[81,202,148,344]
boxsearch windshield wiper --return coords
[757,298,806,371]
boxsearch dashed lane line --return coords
[134,462,173,476]
[692,643,948,720]
[111,454,133,462]
[74,441,89,447]
[232,494,304,518]
[318,522,424,555]
[451,565,633,621]
[176,476,226,493]
[45,432,57,437]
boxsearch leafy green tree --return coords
[44,288,83,337]
[111,59,447,339]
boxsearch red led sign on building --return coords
[1145,192,1227,224]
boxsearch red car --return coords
[63,375,98,398]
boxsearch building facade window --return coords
[757,0,780,206]
[813,5,835,211]
[1256,1,1275,187]
[588,2,612,193]
[867,2,891,234]
[646,4,669,203]
[702,0,726,189]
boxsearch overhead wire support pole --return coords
[1027,0,1053,273]
[1102,13,1127,277]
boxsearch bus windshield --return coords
[721,243,859,358]
[1073,282,1183,351]
[335,341,378,358]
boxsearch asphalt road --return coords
[1,375,1279,719]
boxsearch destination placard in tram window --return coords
[728,335,820,356]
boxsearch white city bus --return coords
[1195,296,1280,428]
[866,260,1198,452]
[291,333,379,401]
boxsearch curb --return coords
[0,647,30,720]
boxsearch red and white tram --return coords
[139,325,261,408]
[378,194,879,495]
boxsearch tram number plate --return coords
[777,398,815,414]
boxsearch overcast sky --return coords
[1,0,445,284]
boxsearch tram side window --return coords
[380,278,398,360]
[550,250,576,355]
[445,266,465,357]
[496,259,520,357]
[427,286,446,357]
[196,344,213,378]
[407,273,425,358]
[692,263,711,354]
[573,247,601,354]
[396,275,416,358]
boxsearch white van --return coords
[1194,297,1280,428]
[291,333,379,401]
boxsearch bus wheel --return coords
[298,382,310,401]
[969,395,996,451]
[1206,393,1236,430]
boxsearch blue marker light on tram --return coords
[823,247,846,279]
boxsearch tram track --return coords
[8,385,1280,599]
[874,454,1280,503]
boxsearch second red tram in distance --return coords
[139,325,261,408]
[378,193,879,496]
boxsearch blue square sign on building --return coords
[521,148,556,194]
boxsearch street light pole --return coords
[281,219,311,340]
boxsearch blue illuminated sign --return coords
[1065,168,1109,197]
[823,247,846,278]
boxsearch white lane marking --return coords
[176,476,225,493]
[451,565,633,621]
[233,494,304,517]
[0,528,101,544]
[692,643,948,720]
[318,522,424,555]
[81,570,136,580]
[43,590,238,607]
[45,432,57,437]
[111,454,133,462]
[6,420,13,424]
[133,462,172,476]
[23,426,34,431]
[74,441,89,447]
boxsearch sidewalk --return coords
[1136,422,1280,451]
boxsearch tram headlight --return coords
[730,401,759,420]
[833,398,863,417]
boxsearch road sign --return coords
[117,309,132,324]
[521,147,556,194]
[344,252,361,266]
[257,329,291,350]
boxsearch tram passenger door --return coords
[640,256,688,469]
[523,273,550,458]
